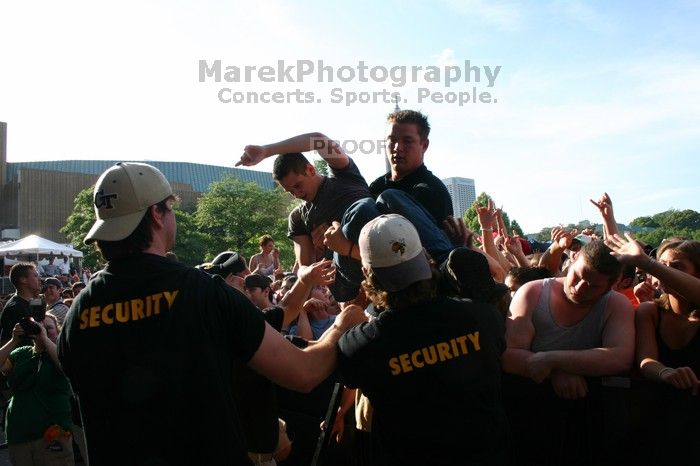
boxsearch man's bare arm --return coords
[237,132,350,170]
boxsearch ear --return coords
[306,163,316,177]
[149,204,166,229]
[421,137,429,153]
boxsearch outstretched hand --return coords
[235,145,267,167]
[298,259,336,287]
[604,233,646,266]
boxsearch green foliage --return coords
[313,159,329,177]
[171,209,210,267]
[510,219,524,236]
[654,209,700,230]
[630,216,658,228]
[194,175,295,267]
[60,186,103,269]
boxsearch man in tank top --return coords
[502,240,635,399]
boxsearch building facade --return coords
[442,176,476,218]
[0,122,275,244]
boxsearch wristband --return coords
[481,228,493,232]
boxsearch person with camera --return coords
[1,263,43,347]
[0,313,74,466]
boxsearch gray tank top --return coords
[531,278,611,352]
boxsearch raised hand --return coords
[235,145,267,167]
[590,192,615,221]
[475,198,497,229]
[633,276,656,303]
[298,259,336,287]
[604,233,646,266]
[505,235,524,255]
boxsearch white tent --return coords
[0,234,83,260]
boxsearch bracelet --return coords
[347,242,355,257]
[481,228,493,232]
[658,367,674,378]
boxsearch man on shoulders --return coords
[369,110,453,227]
[503,240,635,399]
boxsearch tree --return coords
[61,186,214,268]
[463,192,516,234]
[61,186,103,268]
[510,219,524,237]
[630,216,659,228]
[171,209,211,267]
[194,175,295,267]
[313,159,329,177]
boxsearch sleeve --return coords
[288,205,309,239]
[207,275,267,363]
[0,303,19,343]
[331,159,367,185]
[262,306,285,332]
[336,324,371,389]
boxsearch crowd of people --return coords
[0,109,697,466]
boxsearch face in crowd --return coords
[385,121,428,179]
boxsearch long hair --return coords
[361,264,440,310]
[654,239,700,317]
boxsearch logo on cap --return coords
[391,240,406,255]
[94,189,118,209]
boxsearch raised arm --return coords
[237,132,350,170]
[475,199,512,274]
[538,227,573,276]
[590,192,619,239]
[606,233,700,305]
[279,259,336,328]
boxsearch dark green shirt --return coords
[6,346,73,444]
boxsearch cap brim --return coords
[371,250,432,292]
[84,209,148,244]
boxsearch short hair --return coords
[259,235,274,247]
[9,263,35,289]
[579,240,622,280]
[362,263,439,310]
[507,266,552,286]
[273,153,310,181]
[95,197,172,261]
[387,110,430,141]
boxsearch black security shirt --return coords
[337,296,508,466]
[58,253,266,466]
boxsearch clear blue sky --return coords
[1,0,698,233]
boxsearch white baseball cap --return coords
[358,214,431,292]
[84,162,173,244]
